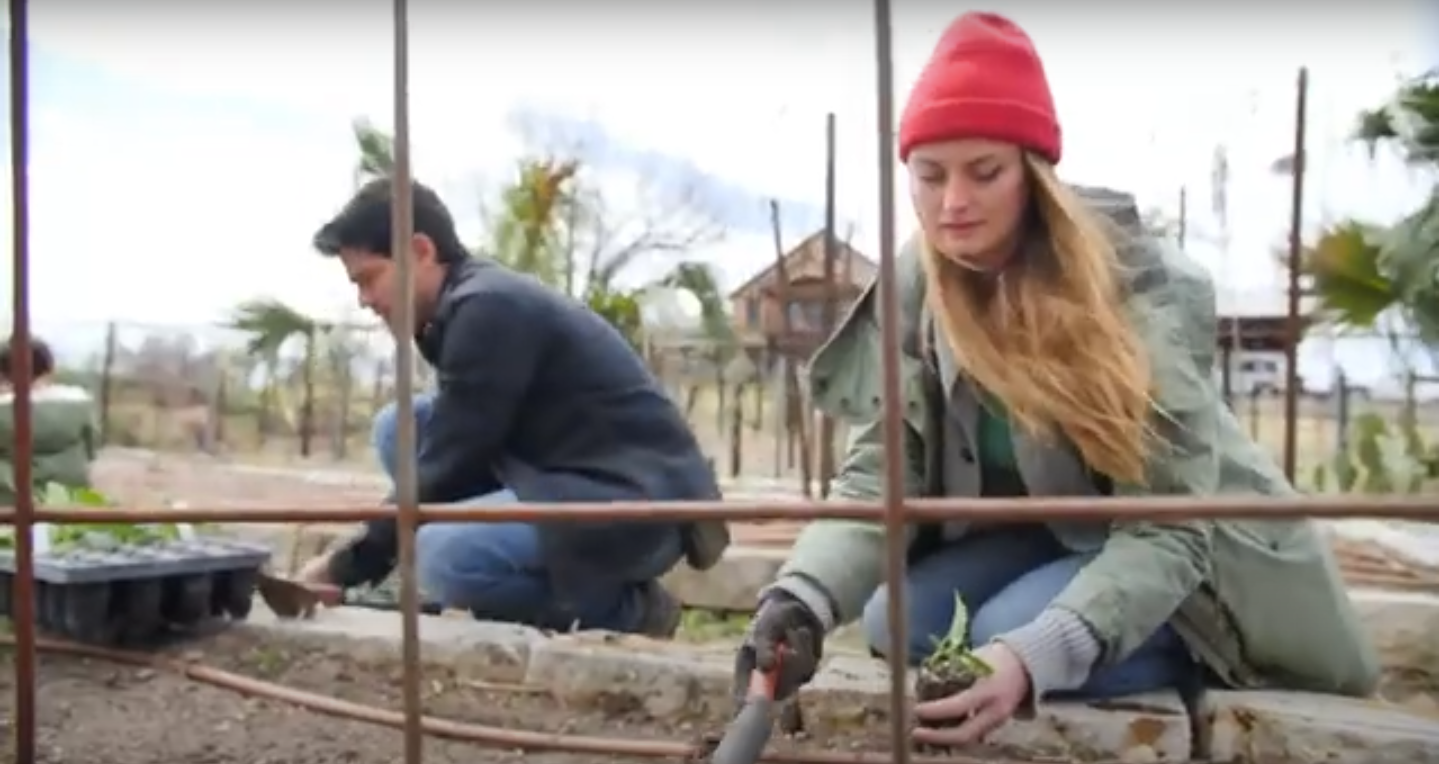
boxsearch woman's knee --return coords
[967,554,1194,698]
[860,583,955,665]
[969,553,1090,644]
[1073,626,1191,698]
[861,535,1066,663]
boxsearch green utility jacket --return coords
[0,384,99,506]
[773,187,1379,696]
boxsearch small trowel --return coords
[708,663,783,764]
[255,572,341,620]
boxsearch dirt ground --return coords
[87,449,809,558]
[90,450,386,509]
[0,631,893,764]
[7,452,876,763]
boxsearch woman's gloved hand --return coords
[733,591,825,702]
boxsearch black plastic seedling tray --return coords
[0,538,270,647]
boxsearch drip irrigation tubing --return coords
[0,633,1122,764]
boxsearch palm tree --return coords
[319,322,368,460]
[348,117,438,390]
[1298,71,1439,346]
[228,299,328,457]
[487,156,578,288]
[1286,71,1439,483]
[478,149,731,353]
[347,117,733,365]
[352,118,395,185]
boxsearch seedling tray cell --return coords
[0,539,270,647]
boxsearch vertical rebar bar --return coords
[1282,67,1309,484]
[6,0,36,757]
[388,0,423,760]
[869,0,909,761]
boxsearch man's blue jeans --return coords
[861,526,1193,699]
[372,396,683,633]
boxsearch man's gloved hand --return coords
[734,591,825,703]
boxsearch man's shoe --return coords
[636,580,682,639]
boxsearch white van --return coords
[1222,351,1288,397]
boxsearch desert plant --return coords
[1310,412,1437,494]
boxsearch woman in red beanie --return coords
[733,10,1376,749]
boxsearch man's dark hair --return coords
[0,336,54,382]
[312,178,470,264]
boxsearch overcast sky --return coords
[0,2,1433,381]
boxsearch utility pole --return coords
[1176,186,1187,249]
[818,112,839,498]
[768,200,814,498]
[1282,67,1310,484]
[1212,142,1237,405]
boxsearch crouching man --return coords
[296,178,728,637]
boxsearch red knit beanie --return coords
[898,12,1061,165]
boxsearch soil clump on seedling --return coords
[913,594,992,753]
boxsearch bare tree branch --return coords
[506,114,728,296]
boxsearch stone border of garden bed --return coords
[238,604,1439,764]
[243,523,1439,691]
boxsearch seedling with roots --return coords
[914,593,994,740]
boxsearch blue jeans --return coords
[372,395,683,633]
[861,527,1192,699]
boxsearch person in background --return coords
[0,337,99,505]
[293,178,728,637]
[733,11,1377,748]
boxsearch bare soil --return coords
[91,450,385,510]
[0,630,893,764]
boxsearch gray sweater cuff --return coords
[994,607,1102,701]
[762,575,839,632]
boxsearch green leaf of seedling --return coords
[35,483,112,508]
[946,593,971,646]
[39,482,71,507]
[923,594,977,671]
[959,652,994,677]
[69,487,110,507]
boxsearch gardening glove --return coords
[734,591,824,704]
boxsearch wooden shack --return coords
[728,231,877,361]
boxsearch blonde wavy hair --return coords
[919,153,1153,485]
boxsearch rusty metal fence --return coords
[4,1,1438,764]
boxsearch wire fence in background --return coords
[28,316,1439,495]
[45,319,406,463]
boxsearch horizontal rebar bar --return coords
[3,495,1436,526]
